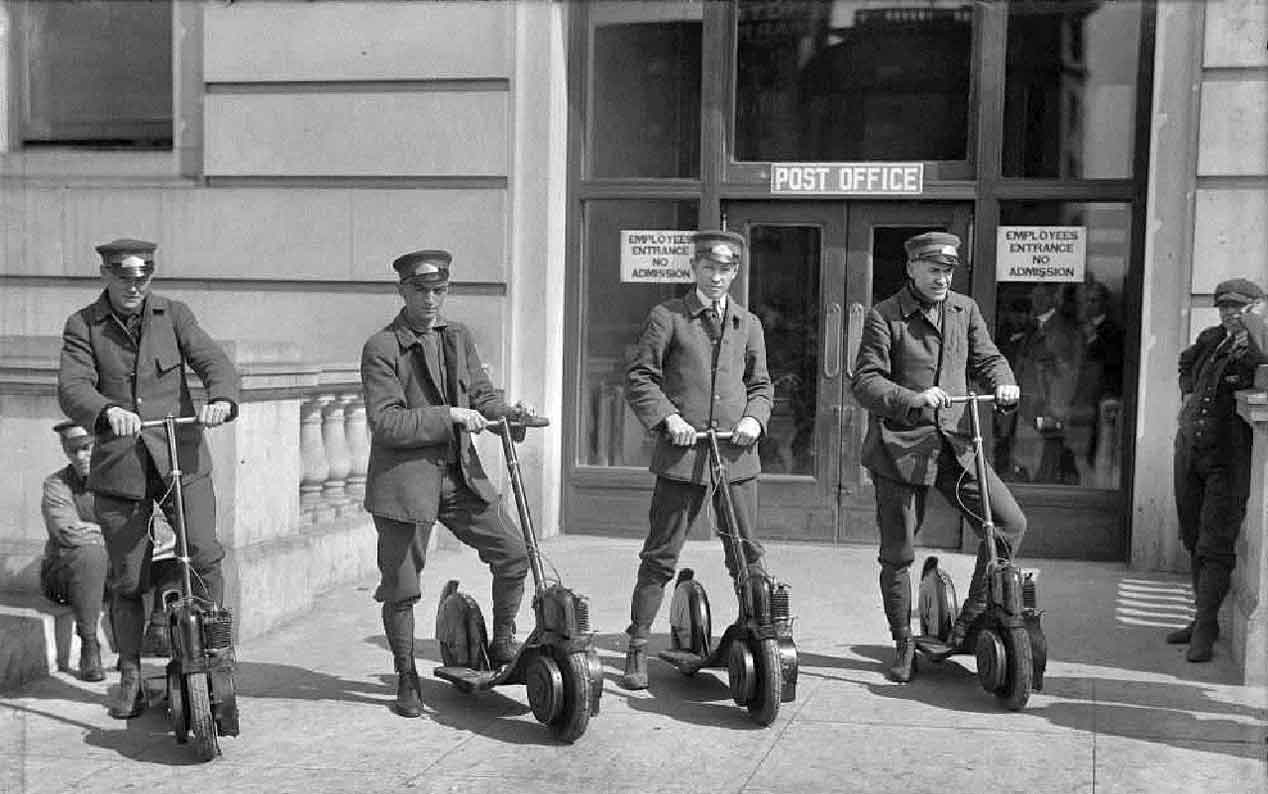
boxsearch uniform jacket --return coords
[41,465,101,556]
[361,311,512,523]
[58,292,239,499]
[851,285,1015,485]
[626,291,773,483]
[1176,322,1267,454]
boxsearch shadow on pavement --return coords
[840,643,1267,761]
[1,675,209,766]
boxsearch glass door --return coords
[725,202,846,541]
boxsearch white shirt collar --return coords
[697,290,727,312]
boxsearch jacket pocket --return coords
[156,350,183,374]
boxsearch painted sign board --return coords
[769,162,924,195]
[620,230,694,283]
[996,226,1087,282]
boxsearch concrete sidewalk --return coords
[2,536,1265,794]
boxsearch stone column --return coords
[1232,365,1268,686]
[299,397,330,524]
[345,394,369,503]
[320,394,350,511]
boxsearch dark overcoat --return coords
[851,285,1015,485]
[361,311,511,523]
[58,293,239,499]
[626,291,773,483]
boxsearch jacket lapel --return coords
[391,312,445,403]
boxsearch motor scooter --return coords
[911,394,1048,711]
[657,429,798,726]
[433,415,602,743]
[139,414,238,762]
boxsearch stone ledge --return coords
[0,594,109,693]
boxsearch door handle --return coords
[823,302,842,378]
[843,302,865,379]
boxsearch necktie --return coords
[705,301,723,341]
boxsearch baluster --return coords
[321,393,350,512]
[344,393,369,504]
[299,397,329,524]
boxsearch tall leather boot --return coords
[946,541,995,652]
[108,656,146,719]
[888,632,916,683]
[489,574,526,666]
[1166,558,1201,644]
[382,602,422,717]
[618,638,648,690]
[79,636,105,683]
[1187,563,1231,663]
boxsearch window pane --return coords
[23,1,172,148]
[993,202,1131,491]
[735,1,972,162]
[589,4,701,178]
[581,200,699,467]
[748,225,820,475]
[1003,2,1142,178]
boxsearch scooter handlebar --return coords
[485,414,551,435]
[691,430,734,442]
[138,416,200,428]
[947,394,997,405]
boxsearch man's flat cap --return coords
[1214,278,1264,306]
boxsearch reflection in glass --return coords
[1003,2,1143,178]
[748,225,820,475]
[581,200,698,467]
[735,0,972,162]
[993,202,1131,491]
[589,4,701,178]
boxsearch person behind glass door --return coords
[619,230,774,690]
[851,231,1026,683]
[40,421,109,682]
[1169,278,1268,662]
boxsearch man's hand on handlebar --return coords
[198,400,232,427]
[917,386,952,409]
[663,413,697,447]
[994,384,1020,407]
[730,416,761,447]
[449,407,490,433]
[105,406,142,437]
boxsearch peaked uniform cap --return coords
[392,249,452,283]
[95,238,157,274]
[1213,278,1264,306]
[904,231,961,266]
[53,420,91,444]
[692,230,746,266]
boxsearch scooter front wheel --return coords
[185,672,221,761]
[996,626,1034,712]
[747,638,783,727]
[166,661,187,744]
[548,651,592,744]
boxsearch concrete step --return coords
[0,593,110,692]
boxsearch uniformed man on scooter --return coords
[851,232,1026,683]
[360,249,531,717]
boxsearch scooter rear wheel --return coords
[186,672,220,761]
[548,651,592,744]
[996,626,1034,712]
[747,638,783,727]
